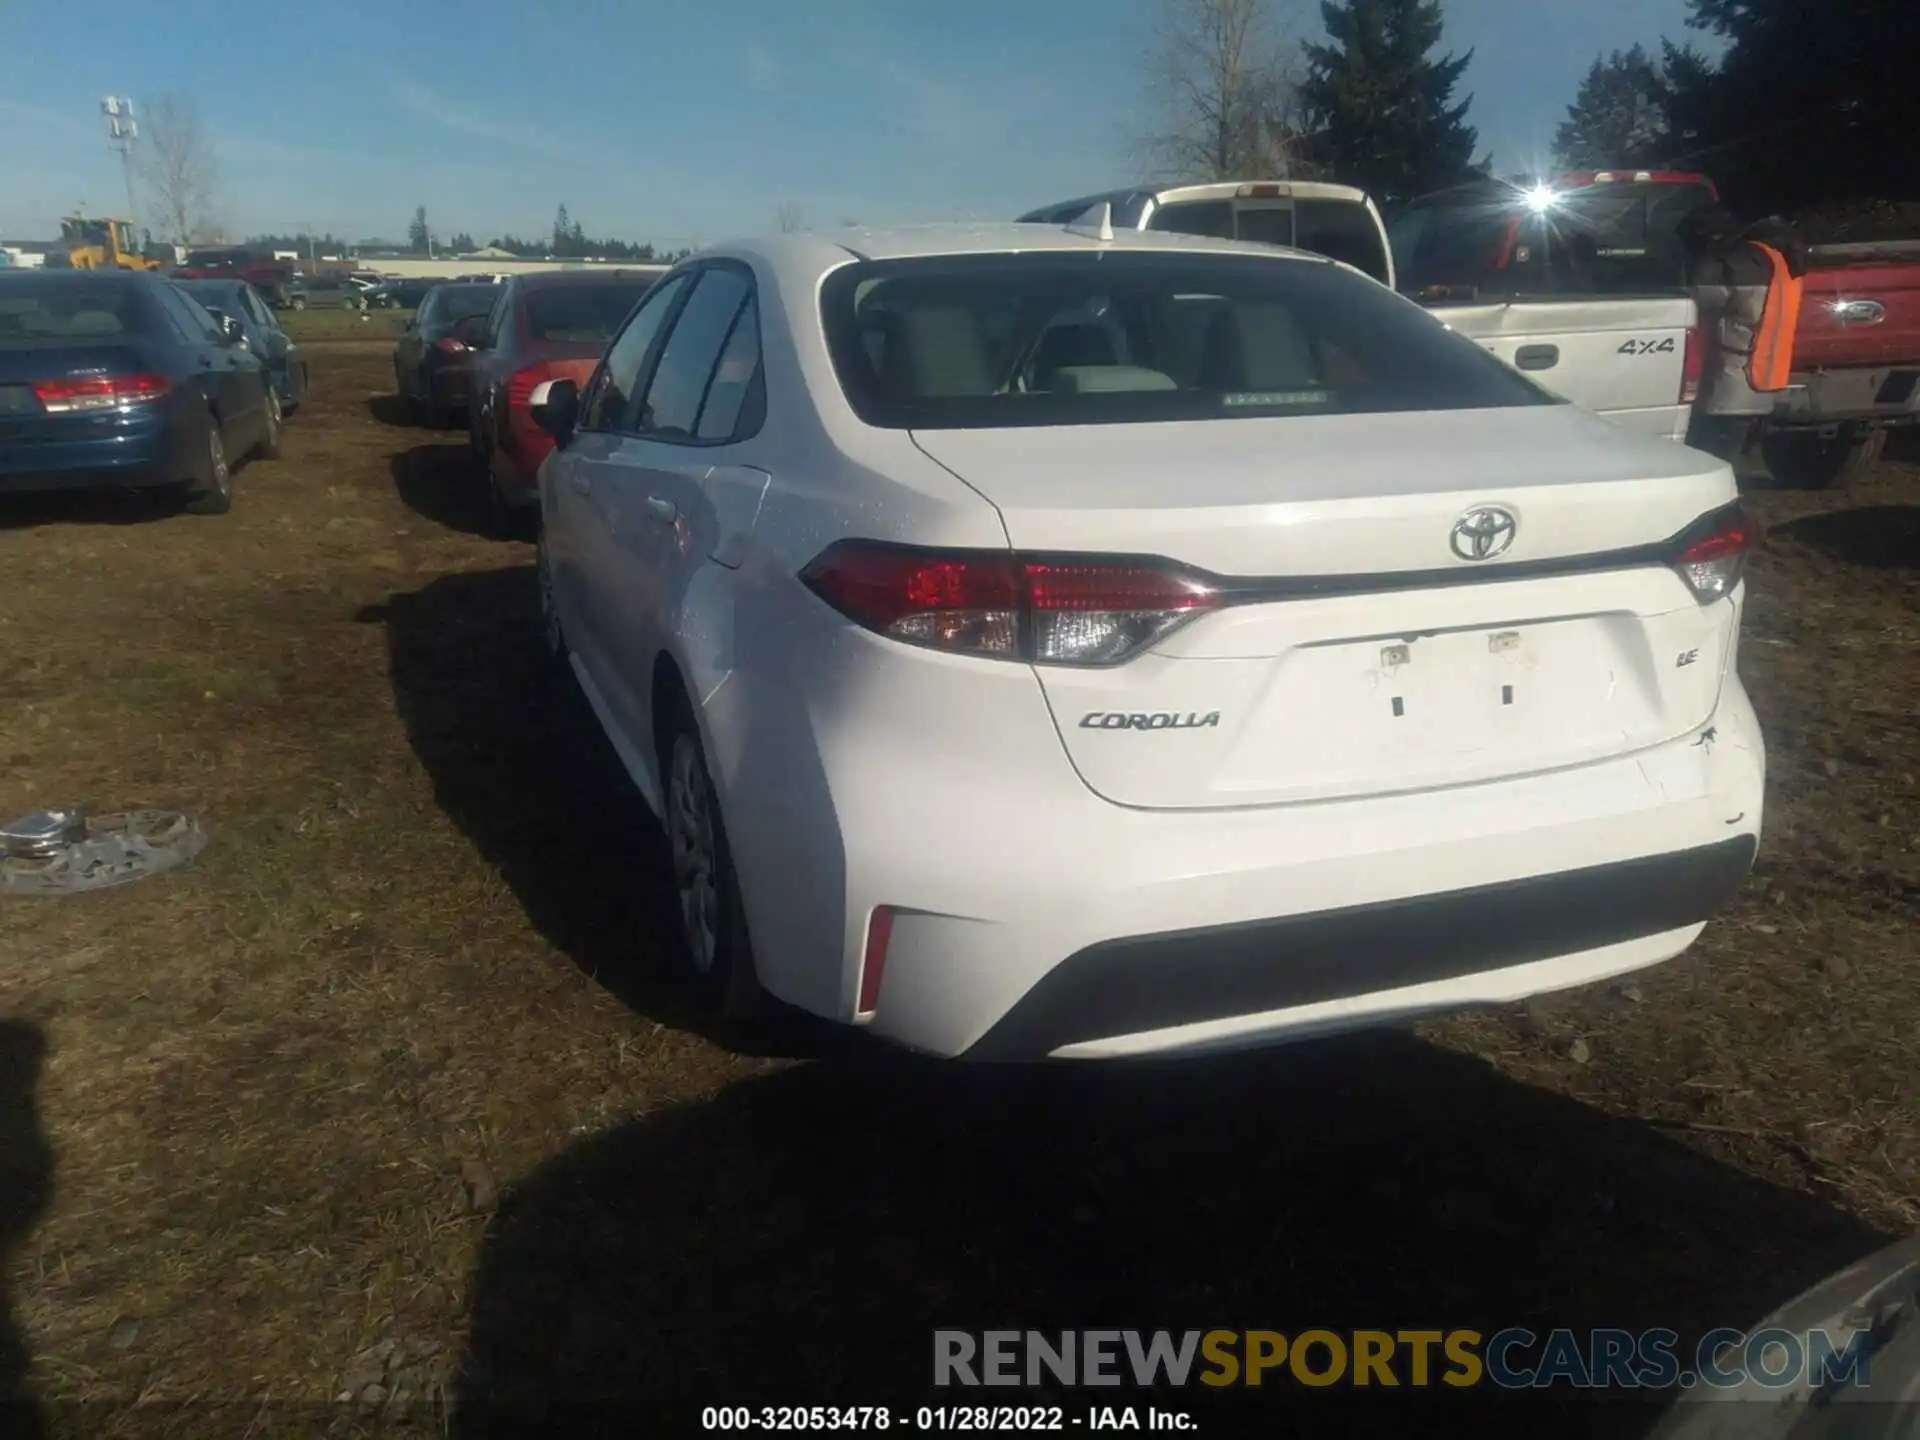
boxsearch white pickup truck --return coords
[1390,178,1705,441]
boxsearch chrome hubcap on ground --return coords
[667,736,719,975]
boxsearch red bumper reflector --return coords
[858,906,895,1014]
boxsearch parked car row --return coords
[0,270,283,513]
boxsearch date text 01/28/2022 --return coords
[701,1405,1197,1431]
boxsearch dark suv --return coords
[281,275,367,312]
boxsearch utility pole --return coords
[101,97,139,226]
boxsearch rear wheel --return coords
[183,418,233,515]
[289,295,307,311]
[256,388,282,460]
[661,701,763,1020]
[1763,428,1886,490]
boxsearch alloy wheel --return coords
[667,735,720,976]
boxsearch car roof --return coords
[711,222,1330,285]
[509,269,662,290]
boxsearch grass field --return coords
[0,339,1914,1436]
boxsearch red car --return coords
[465,269,663,534]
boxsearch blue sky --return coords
[1,0,1708,246]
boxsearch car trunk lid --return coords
[908,408,1743,809]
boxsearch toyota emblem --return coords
[1450,506,1518,561]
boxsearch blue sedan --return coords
[0,271,280,514]
[176,278,311,412]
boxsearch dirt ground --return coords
[0,340,1914,1437]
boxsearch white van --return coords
[1019,181,1396,289]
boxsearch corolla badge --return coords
[1449,505,1518,561]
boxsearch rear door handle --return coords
[643,496,677,524]
[1515,344,1560,371]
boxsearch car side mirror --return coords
[529,378,580,446]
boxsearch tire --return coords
[536,529,566,670]
[660,699,763,1020]
[1762,429,1886,490]
[289,296,307,311]
[183,417,233,515]
[256,387,283,460]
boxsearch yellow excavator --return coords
[46,216,167,270]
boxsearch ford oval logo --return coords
[1831,299,1886,326]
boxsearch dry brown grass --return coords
[0,347,1913,1437]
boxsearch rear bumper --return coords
[0,427,174,492]
[1770,366,1920,428]
[965,836,1755,1059]
[715,614,1766,1058]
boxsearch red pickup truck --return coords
[171,246,296,305]
[1760,205,1920,487]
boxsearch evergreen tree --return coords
[1681,0,1920,213]
[407,206,429,255]
[1554,46,1669,169]
[1298,0,1482,207]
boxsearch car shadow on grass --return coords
[389,443,498,541]
[1770,504,1920,570]
[447,1043,1891,1438]
[365,394,416,429]
[364,567,843,1059]
[0,1021,52,1440]
[0,488,187,531]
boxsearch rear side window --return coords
[1148,200,1235,240]
[157,285,218,344]
[636,268,751,438]
[580,273,687,431]
[526,284,651,344]
[0,283,143,342]
[695,297,762,441]
[820,251,1555,431]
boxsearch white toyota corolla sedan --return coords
[527,219,1765,1061]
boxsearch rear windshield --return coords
[1149,199,1391,283]
[0,281,147,343]
[1393,183,1710,298]
[178,282,241,310]
[525,283,650,343]
[429,285,499,322]
[820,251,1554,431]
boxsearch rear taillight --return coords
[799,543,1221,666]
[1670,503,1759,603]
[433,337,468,355]
[506,362,555,410]
[1680,325,1705,405]
[33,373,170,414]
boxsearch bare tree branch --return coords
[135,95,222,245]
[1135,0,1316,182]
[775,200,804,234]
